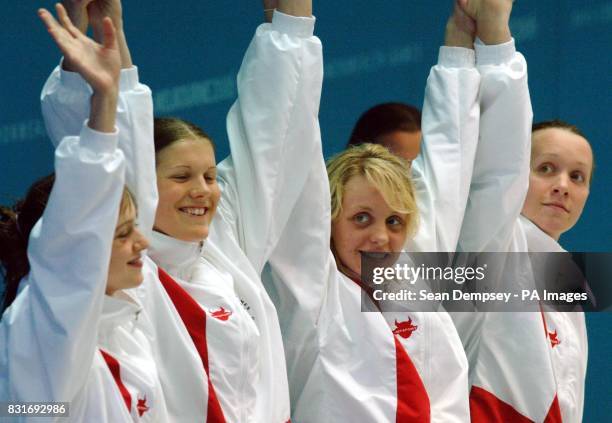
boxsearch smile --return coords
[361,251,390,260]
[127,256,143,268]
[179,207,208,216]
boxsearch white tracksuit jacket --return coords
[262,46,480,422]
[41,11,323,422]
[453,38,587,422]
[0,124,169,422]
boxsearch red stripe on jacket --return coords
[394,336,431,422]
[158,267,227,423]
[348,276,431,421]
[470,386,562,423]
[100,349,132,414]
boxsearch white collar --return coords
[148,231,203,281]
[519,215,566,253]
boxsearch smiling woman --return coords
[153,117,220,242]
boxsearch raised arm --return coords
[41,0,157,241]
[407,2,481,254]
[456,0,531,253]
[212,0,323,275]
[2,4,125,402]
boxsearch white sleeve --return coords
[214,10,323,275]
[40,64,158,241]
[407,46,480,253]
[0,123,125,402]
[457,38,532,253]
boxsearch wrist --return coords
[445,18,474,49]
[277,0,312,18]
[476,7,512,45]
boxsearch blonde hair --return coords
[119,187,136,217]
[326,143,419,238]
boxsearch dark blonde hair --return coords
[154,117,215,162]
[326,143,419,238]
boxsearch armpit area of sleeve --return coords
[79,120,119,155]
[438,46,476,68]
[475,37,516,66]
[271,10,315,37]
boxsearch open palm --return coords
[39,4,120,94]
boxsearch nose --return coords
[552,172,570,197]
[369,223,390,247]
[189,176,211,198]
[133,228,150,252]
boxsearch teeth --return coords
[181,207,206,216]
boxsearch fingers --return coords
[55,3,82,39]
[38,8,71,49]
[100,16,117,50]
[38,8,59,33]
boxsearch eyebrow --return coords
[115,220,135,232]
[537,154,590,167]
[169,165,217,171]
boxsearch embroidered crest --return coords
[548,330,561,348]
[210,306,233,321]
[392,317,418,339]
[137,395,149,416]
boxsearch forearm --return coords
[89,90,118,133]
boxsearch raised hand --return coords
[61,0,95,33]
[87,0,133,69]
[39,4,120,96]
[457,0,513,44]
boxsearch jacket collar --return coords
[99,290,142,335]
[148,231,203,281]
[519,215,565,253]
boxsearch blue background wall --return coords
[1,1,610,419]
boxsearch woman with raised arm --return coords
[41,0,322,421]
[451,0,588,422]
[0,5,169,421]
[261,2,482,421]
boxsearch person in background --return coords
[347,102,422,164]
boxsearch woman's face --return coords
[154,138,221,242]
[107,199,149,295]
[331,175,409,281]
[521,128,593,240]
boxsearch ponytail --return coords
[0,174,55,313]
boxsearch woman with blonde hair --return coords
[260,1,492,419]
[41,0,322,420]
